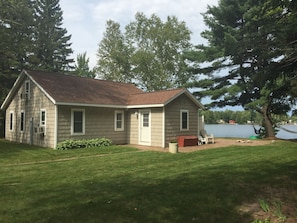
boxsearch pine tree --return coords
[0,0,34,102]
[33,0,74,71]
[187,0,297,138]
[0,0,74,104]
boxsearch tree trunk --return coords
[261,105,276,139]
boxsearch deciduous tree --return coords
[96,20,131,82]
[126,12,192,91]
[96,13,193,91]
[74,52,95,78]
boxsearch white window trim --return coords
[114,110,124,131]
[71,109,85,135]
[40,109,46,126]
[9,111,14,131]
[20,110,25,132]
[180,110,189,131]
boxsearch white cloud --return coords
[60,0,218,68]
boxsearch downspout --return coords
[162,106,165,148]
[54,105,58,148]
[197,109,199,137]
[29,117,33,145]
[198,109,204,134]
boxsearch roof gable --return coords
[128,89,184,106]
[128,88,204,108]
[1,70,27,110]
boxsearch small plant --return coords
[272,200,287,222]
[251,219,271,223]
[252,199,287,223]
[259,199,270,212]
[169,136,178,143]
[56,137,112,150]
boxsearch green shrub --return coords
[56,138,112,150]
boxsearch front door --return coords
[139,110,151,145]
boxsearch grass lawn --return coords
[0,139,296,223]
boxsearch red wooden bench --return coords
[177,136,198,147]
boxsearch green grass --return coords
[0,139,296,223]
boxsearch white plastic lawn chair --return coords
[199,129,215,144]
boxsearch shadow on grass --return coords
[0,139,46,151]
[10,159,296,223]
[0,140,138,166]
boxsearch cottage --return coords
[1,70,204,148]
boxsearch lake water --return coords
[204,124,297,139]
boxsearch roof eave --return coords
[55,102,165,109]
[55,102,128,109]
[126,104,164,109]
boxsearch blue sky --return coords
[59,0,218,68]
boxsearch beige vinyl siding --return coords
[165,94,198,146]
[5,77,56,148]
[4,74,202,149]
[126,108,164,147]
[57,106,127,145]
[150,108,163,147]
[127,109,139,145]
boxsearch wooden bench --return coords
[177,136,198,147]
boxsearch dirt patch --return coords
[130,138,275,153]
[238,185,297,223]
[178,138,274,153]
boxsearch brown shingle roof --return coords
[128,89,185,106]
[27,70,143,106]
[2,70,202,109]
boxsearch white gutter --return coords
[55,102,165,109]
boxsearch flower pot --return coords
[169,142,178,153]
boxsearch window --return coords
[180,110,189,131]
[143,113,149,127]
[9,112,14,131]
[115,111,124,131]
[20,111,25,132]
[71,109,85,135]
[25,80,30,100]
[39,109,46,135]
[40,109,46,126]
